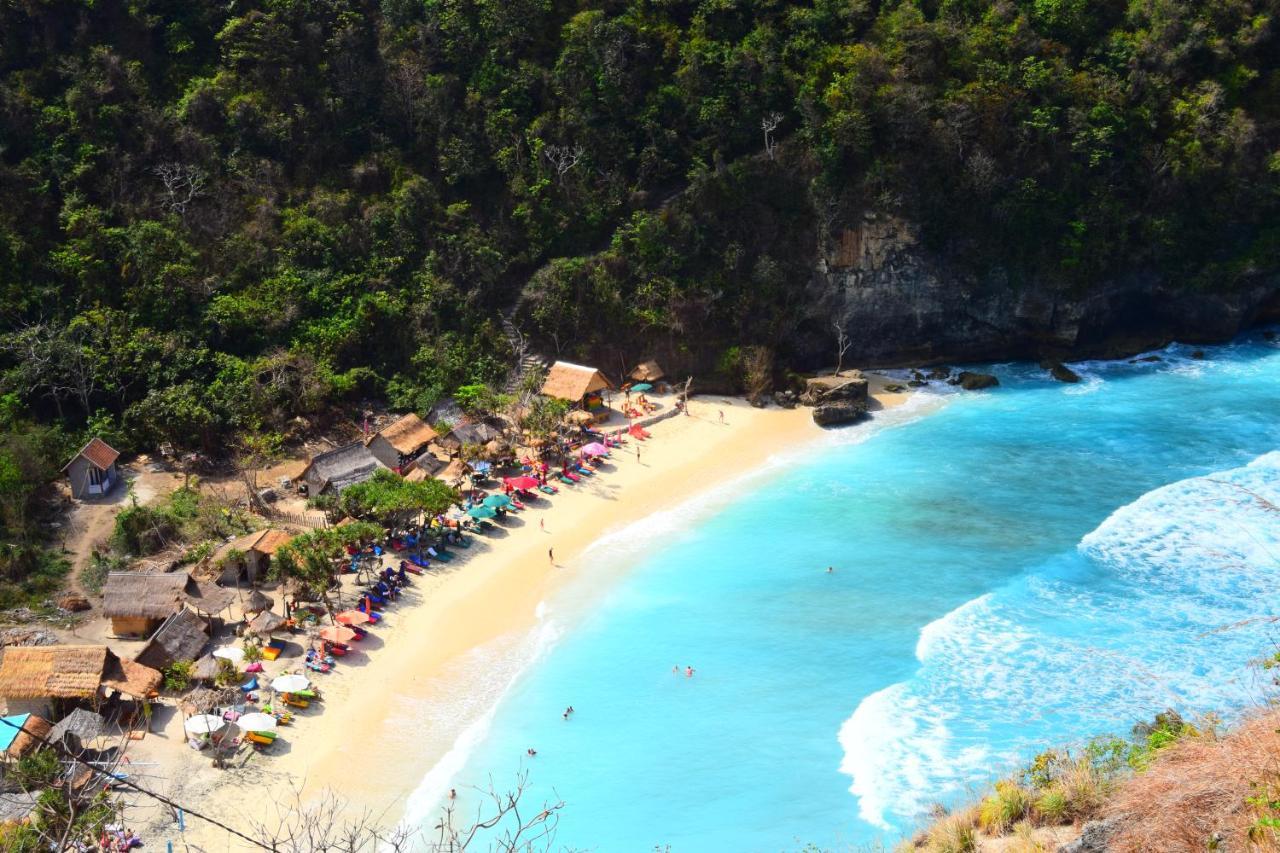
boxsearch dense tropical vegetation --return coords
[1,0,1276,457]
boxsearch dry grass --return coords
[1106,708,1280,852]
[923,804,981,853]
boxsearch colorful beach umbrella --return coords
[482,494,511,508]
[318,625,358,644]
[184,714,225,736]
[629,383,653,392]
[505,476,540,490]
[235,713,278,733]
[580,442,608,457]
[335,610,371,626]
[270,674,310,693]
[468,505,497,519]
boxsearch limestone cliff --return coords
[800,214,1280,368]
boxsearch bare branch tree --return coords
[433,770,566,853]
[833,320,852,376]
[761,112,783,160]
[250,786,416,853]
[541,145,585,185]
[154,162,207,217]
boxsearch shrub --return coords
[979,780,1032,834]
[242,643,263,663]
[1034,787,1069,824]
[1059,758,1107,819]
[926,806,979,853]
[11,748,60,789]
[213,658,240,687]
[163,660,194,692]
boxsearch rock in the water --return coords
[1134,355,1162,363]
[1040,360,1080,383]
[907,379,926,387]
[772,390,797,409]
[926,367,951,381]
[911,370,925,381]
[957,371,999,390]
[884,383,906,393]
[57,594,91,613]
[1057,817,1120,853]
[812,399,869,426]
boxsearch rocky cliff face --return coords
[802,214,1280,368]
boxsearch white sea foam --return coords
[839,449,1280,831]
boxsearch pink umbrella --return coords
[319,625,358,644]
[580,442,608,457]
[505,476,540,490]
[335,610,371,626]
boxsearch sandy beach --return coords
[135,382,910,850]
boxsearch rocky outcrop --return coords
[1041,360,1081,383]
[803,373,870,426]
[956,371,999,390]
[1057,817,1120,853]
[802,214,1279,368]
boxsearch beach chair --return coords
[539,484,558,495]
[239,677,258,693]
[408,553,430,569]
[304,659,330,673]
[245,731,276,747]
[400,559,423,575]
[261,639,286,661]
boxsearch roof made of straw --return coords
[135,609,209,671]
[243,589,275,613]
[100,654,162,699]
[181,686,239,714]
[63,437,120,472]
[247,610,286,635]
[47,708,104,744]
[0,646,108,699]
[374,413,439,455]
[5,715,51,758]
[540,361,613,401]
[630,360,665,382]
[102,571,188,620]
[441,422,501,448]
[184,580,236,614]
[299,441,386,491]
[218,528,293,561]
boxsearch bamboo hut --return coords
[540,361,613,410]
[247,610,286,636]
[183,579,236,618]
[243,589,275,615]
[0,646,159,717]
[212,529,293,586]
[366,414,439,471]
[102,572,188,636]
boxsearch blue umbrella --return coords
[482,494,511,509]
[630,383,653,392]
[468,505,497,519]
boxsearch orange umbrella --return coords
[318,626,358,644]
[335,610,371,626]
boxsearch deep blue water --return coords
[412,333,1280,851]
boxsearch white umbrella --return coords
[184,714,225,736]
[212,646,244,663]
[236,713,278,733]
[270,674,310,693]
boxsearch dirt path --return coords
[59,463,185,604]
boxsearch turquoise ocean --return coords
[406,332,1280,850]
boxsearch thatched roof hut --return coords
[243,590,275,614]
[297,442,387,495]
[47,708,104,745]
[367,413,439,469]
[439,422,502,451]
[0,713,51,760]
[102,572,188,636]
[100,655,162,700]
[212,529,293,586]
[540,361,613,402]
[0,646,110,702]
[184,580,236,616]
[630,360,665,382]
[135,609,210,672]
[247,610,286,636]
[191,654,220,683]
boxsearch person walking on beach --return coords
[718,410,726,424]
[540,517,545,532]
[548,547,554,565]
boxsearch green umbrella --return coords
[482,494,511,509]
[468,505,498,519]
[629,383,653,392]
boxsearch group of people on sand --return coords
[96,827,142,852]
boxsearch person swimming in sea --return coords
[685,666,695,678]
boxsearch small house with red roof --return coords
[62,437,121,499]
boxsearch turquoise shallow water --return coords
[412,333,1280,850]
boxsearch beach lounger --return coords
[240,677,258,693]
[539,484,558,495]
[304,659,330,673]
[245,732,276,747]
[281,694,309,709]
[262,639,286,661]
[409,553,430,569]
[400,559,423,575]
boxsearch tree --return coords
[271,522,383,601]
[338,470,459,527]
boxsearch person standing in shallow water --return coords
[685,666,695,678]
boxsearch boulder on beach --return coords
[812,399,869,427]
[926,367,951,381]
[1040,360,1081,383]
[957,371,999,391]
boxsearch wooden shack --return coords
[212,529,293,585]
[366,413,439,471]
[0,646,160,718]
[102,572,187,636]
[540,361,613,418]
[62,437,121,499]
[296,441,386,495]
